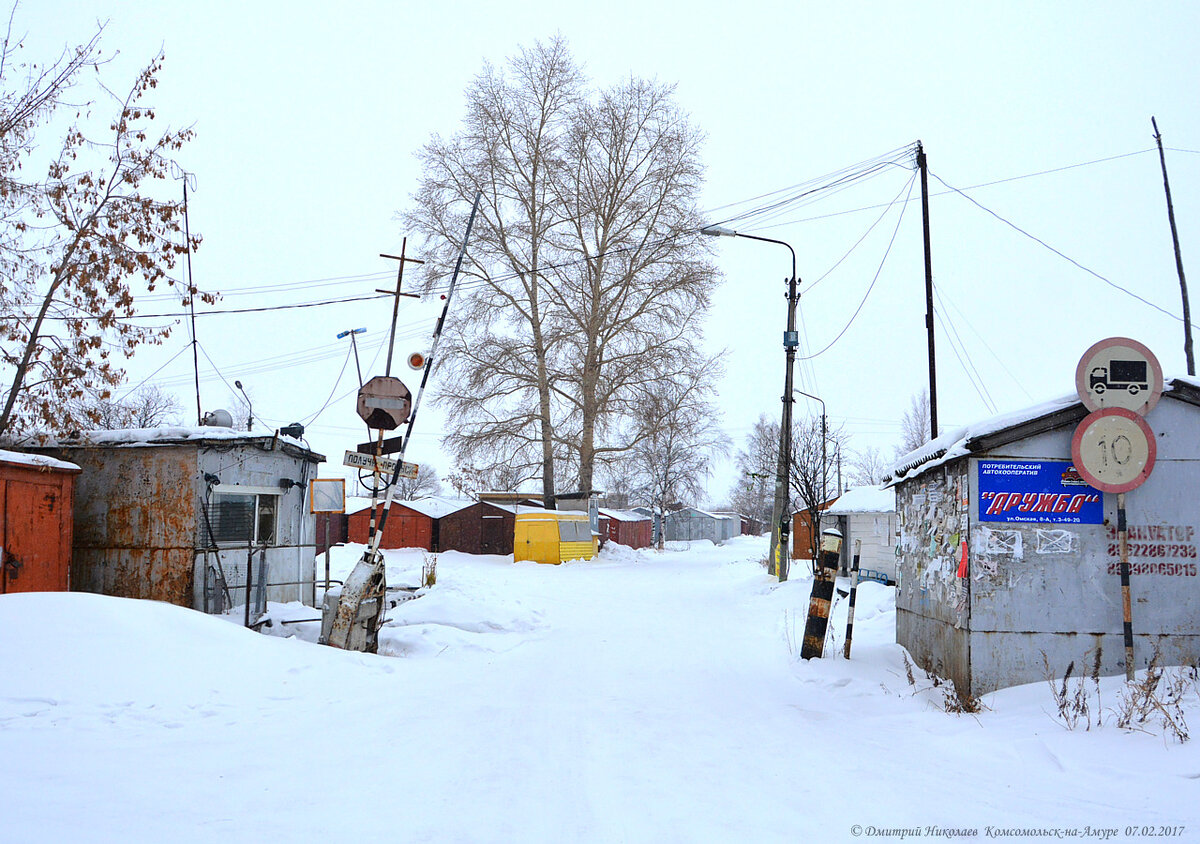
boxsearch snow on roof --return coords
[882,375,1200,485]
[0,449,80,473]
[599,508,651,522]
[885,391,1081,485]
[29,425,322,458]
[345,496,472,518]
[825,485,895,514]
[485,500,546,515]
[403,497,472,518]
[666,507,734,521]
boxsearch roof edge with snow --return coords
[885,376,1200,486]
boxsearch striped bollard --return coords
[842,540,862,659]
[801,528,843,659]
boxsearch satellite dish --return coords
[202,409,234,428]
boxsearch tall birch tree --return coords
[405,37,717,504]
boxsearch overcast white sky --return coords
[20,1,1200,505]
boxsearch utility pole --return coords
[700,226,798,582]
[836,446,842,495]
[379,238,425,377]
[1152,117,1195,376]
[916,142,939,440]
[171,165,201,425]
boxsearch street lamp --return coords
[702,224,799,582]
[234,380,253,432]
[793,387,828,549]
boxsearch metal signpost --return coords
[1072,338,1162,680]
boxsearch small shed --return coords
[0,450,81,594]
[631,506,662,544]
[345,496,469,550]
[598,507,653,549]
[709,511,742,541]
[439,500,544,556]
[740,515,764,536]
[824,485,897,582]
[29,426,324,612]
[664,507,734,543]
[888,379,1200,696]
[792,498,839,560]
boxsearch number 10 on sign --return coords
[1070,407,1156,494]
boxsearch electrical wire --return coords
[801,173,919,297]
[111,343,195,404]
[798,173,918,361]
[933,282,1034,402]
[931,286,997,414]
[754,148,1157,231]
[929,169,1200,331]
[299,340,353,429]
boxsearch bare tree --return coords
[0,19,205,437]
[544,76,717,493]
[727,413,777,531]
[731,412,846,560]
[393,463,442,500]
[848,445,889,487]
[405,37,717,505]
[788,415,847,562]
[896,389,933,458]
[621,368,727,549]
[405,37,581,508]
[68,384,181,430]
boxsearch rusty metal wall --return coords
[439,502,515,555]
[64,447,197,605]
[897,395,1200,696]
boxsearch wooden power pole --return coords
[1152,117,1195,376]
[916,141,939,439]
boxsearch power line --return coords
[799,172,918,361]
[929,168,1200,331]
[933,282,1033,402]
[932,285,996,414]
[754,148,1157,231]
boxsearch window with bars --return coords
[205,492,278,546]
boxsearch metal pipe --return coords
[1118,492,1135,680]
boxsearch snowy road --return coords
[2,537,1197,842]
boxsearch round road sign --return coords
[1070,407,1156,493]
[356,375,412,431]
[1075,337,1163,415]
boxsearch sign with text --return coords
[978,460,1102,524]
[342,450,419,479]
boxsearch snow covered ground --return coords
[2,536,1197,843]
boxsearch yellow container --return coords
[514,512,597,564]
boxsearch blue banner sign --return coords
[978,460,1103,524]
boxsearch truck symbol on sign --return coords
[1089,359,1148,396]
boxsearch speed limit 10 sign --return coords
[1070,407,1157,494]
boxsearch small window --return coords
[558,519,590,542]
[208,492,278,545]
